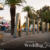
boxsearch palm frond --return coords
[23,6,32,12]
[5,0,26,5]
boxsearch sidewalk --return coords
[0,31,50,48]
[0,31,13,43]
[0,31,50,43]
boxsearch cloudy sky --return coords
[0,0,50,25]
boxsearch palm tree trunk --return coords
[42,22,45,32]
[14,13,18,38]
[10,5,16,35]
[18,19,21,37]
[28,17,29,32]
[47,22,49,32]
[32,19,35,33]
[37,19,39,33]
[26,16,28,35]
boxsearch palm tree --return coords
[23,6,34,34]
[23,6,34,18]
[32,13,37,33]
[37,6,50,32]
[5,0,25,35]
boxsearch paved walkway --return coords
[0,31,50,48]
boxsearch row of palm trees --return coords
[5,0,36,36]
[5,0,26,35]
[5,0,50,36]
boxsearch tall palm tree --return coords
[23,6,34,18]
[5,0,25,35]
[32,13,37,33]
[23,6,34,34]
[37,6,50,32]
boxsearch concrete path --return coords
[0,31,50,48]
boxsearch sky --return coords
[0,0,50,25]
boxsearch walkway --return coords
[0,31,50,48]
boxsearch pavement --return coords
[0,31,50,48]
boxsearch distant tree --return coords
[37,6,50,23]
